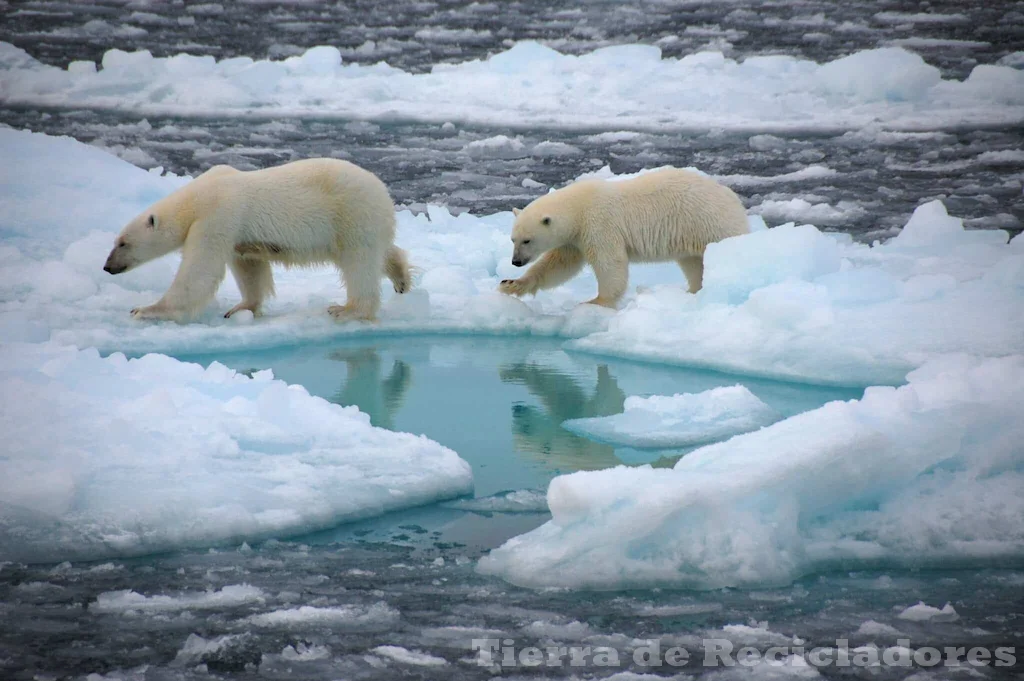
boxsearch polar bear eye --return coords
[147,214,157,228]
[541,217,551,226]
[522,239,531,245]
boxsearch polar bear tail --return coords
[385,245,412,294]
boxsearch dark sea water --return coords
[3,0,1018,79]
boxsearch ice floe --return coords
[563,386,779,448]
[479,355,1024,589]
[2,41,1023,132]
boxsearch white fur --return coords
[103,159,410,322]
[501,168,749,307]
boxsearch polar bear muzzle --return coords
[103,244,130,274]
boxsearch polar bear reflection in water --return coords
[500,363,678,471]
[328,347,411,431]
[320,338,680,473]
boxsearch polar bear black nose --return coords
[512,258,524,267]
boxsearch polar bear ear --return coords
[147,214,158,229]
[512,207,521,217]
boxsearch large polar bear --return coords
[103,158,410,322]
[500,168,748,307]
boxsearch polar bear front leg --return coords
[584,250,629,308]
[131,226,229,322]
[500,246,584,297]
[225,257,275,318]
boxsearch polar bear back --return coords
[196,158,396,265]
[600,168,749,260]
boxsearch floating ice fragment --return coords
[816,48,940,101]
[372,645,448,666]
[563,386,779,448]
[246,602,399,629]
[896,602,959,622]
[91,584,266,613]
[442,489,549,514]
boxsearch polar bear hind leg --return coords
[329,248,385,321]
[677,255,704,293]
[225,257,275,318]
[385,245,411,294]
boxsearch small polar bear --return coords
[499,168,748,307]
[103,158,410,322]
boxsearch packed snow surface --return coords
[0,342,472,563]
[478,354,1024,589]
[2,128,1020,389]
[2,41,1023,132]
[563,386,779,448]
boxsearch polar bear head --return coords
[103,194,192,275]
[510,179,602,267]
[509,196,570,267]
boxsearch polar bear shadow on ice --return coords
[500,168,749,308]
[103,158,410,322]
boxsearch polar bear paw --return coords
[328,304,376,322]
[130,304,178,321]
[499,278,532,297]
[224,301,263,318]
[581,297,619,309]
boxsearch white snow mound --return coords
[479,354,1024,589]
[0,343,472,563]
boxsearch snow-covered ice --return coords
[2,122,1022,578]
[570,208,1023,387]
[0,342,472,563]
[479,354,1024,589]
[2,40,1023,133]
[3,127,1020,391]
[563,386,779,448]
